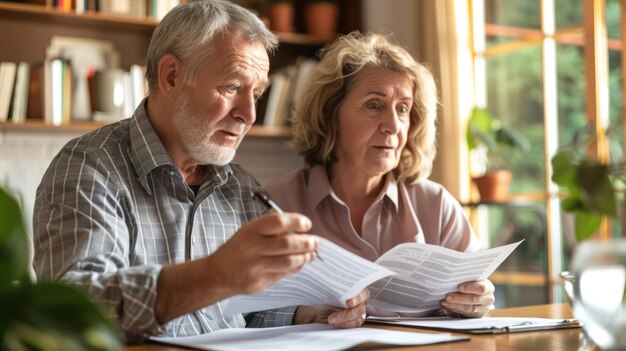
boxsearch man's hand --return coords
[207,212,319,295]
[440,279,495,317]
[155,212,318,323]
[293,288,370,328]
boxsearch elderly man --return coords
[33,0,368,342]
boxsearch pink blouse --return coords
[264,165,481,262]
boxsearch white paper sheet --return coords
[223,237,396,315]
[368,240,523,313]
[151,323,469,351]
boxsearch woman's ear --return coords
[157,54,182,98]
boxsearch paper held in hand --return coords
[368,240,523,313]
[223,238,396,315]
[223,238,522,316]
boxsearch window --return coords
[468,0,623,306]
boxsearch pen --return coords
[253,190,324,262]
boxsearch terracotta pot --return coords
[304,2,339,40]
[269,2,294,32]
[472,170,512,202]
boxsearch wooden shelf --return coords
[0,2,334,43]
[0,2,158,32]
[491,272,547,286]
[0,121,291,138]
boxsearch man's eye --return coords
[227,84,240,93]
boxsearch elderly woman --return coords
[264,32,494,318]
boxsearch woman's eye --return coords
[398,106,409,114]
[366,102,381,110]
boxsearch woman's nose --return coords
[380,109,401,134]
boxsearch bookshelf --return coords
[0,0,362,137]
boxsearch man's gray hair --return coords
[146,0,278,92]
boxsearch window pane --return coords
[607,0,621,39]
[485,0,541,29]
[556,44,586,148]
[609,50,623,160]
[487,203,547,275]
[609,0,623,239]
[494,284,549,308]
[485,46,545,193]
[555,0,582,29]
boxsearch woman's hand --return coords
[294,288,370,328]
[440,279,495,317]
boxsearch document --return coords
[151,323,470,351]
[223,238,396,315]
[368,240,522,313]
[366,316,581,334]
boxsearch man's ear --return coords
[157,54,183,98]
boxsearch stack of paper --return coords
[151,323,469,351]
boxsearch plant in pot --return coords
[550,122,626,350]
[268,0,295,33]
[0,187,121,350]
[466,107,530,202]
[303,0,340,41]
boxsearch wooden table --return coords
[127,303,596,351]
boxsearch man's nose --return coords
[232,93,256,125]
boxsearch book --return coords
[26,62,45,120]
[272,64,297,127]
[10,62,30,124]
[47,36,121,121]
[366,316,582,334]
[0,62,17,122]
[262,71,287,127]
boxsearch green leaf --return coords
[1,283,122,350]
[551,150,577,187]
[0,185,122,350]
[466,107,494,150]
[0,188,29,287]
[574,211,603,241]
[561,196,584,212]
[576,160,617,216]
[495,128,531,152]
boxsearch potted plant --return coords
[550,122,626,350]
[466,107,530,201]
[0,187,121,350]
[268,0,295,33]
[303,0,340,40]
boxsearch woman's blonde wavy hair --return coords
[290,31,438,184]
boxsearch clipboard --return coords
[365,316,582,334]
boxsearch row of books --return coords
[0,36,148,126]
[48,0,184,20]
[0,61,147,126]
[256,58,317,127]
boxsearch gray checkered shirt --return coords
[33,100,296,341]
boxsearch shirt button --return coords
[200,308,207,313]
[192,237,196,245]
[169,171,175,176]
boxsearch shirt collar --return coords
[129,99,175,193]
[306,164,400,210]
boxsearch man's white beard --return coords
[172,94,240,166]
